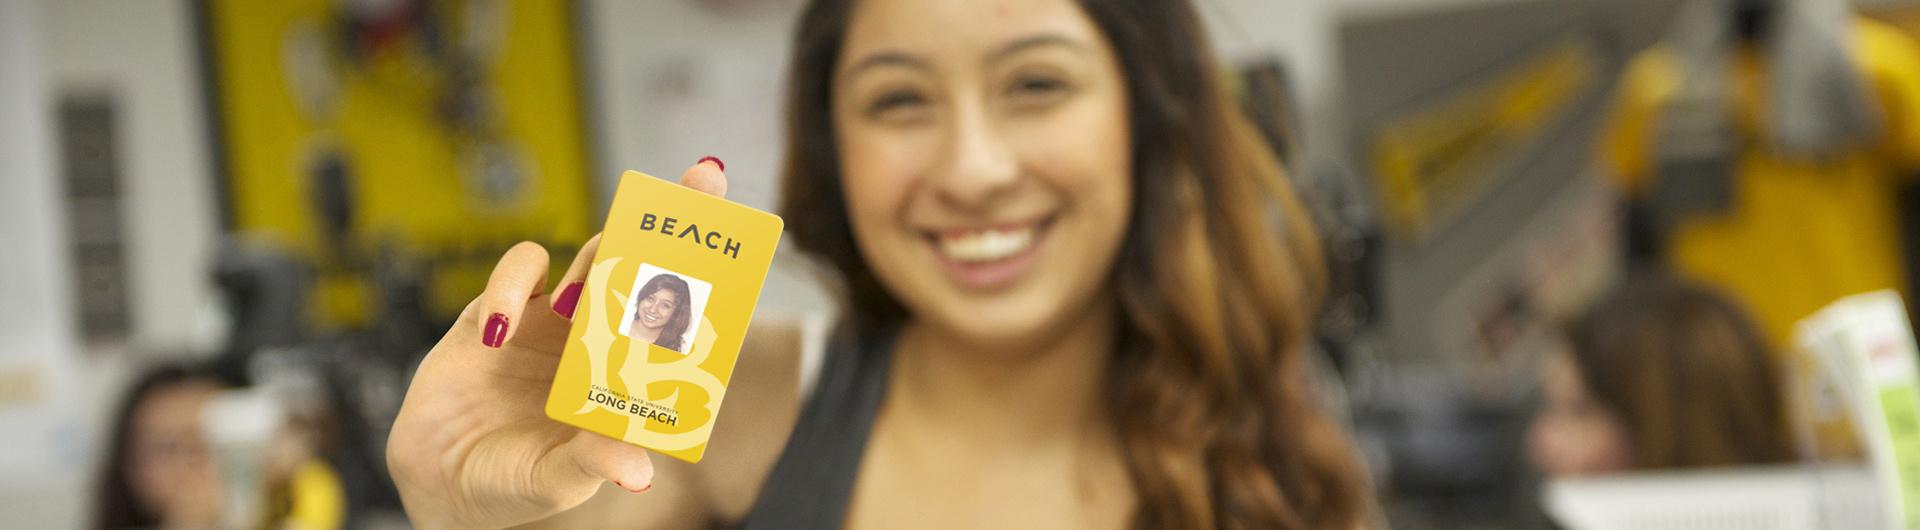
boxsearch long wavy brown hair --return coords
[778,1,1370,528]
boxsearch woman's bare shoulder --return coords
[523,316,811,528]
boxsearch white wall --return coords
[1199,0,1345,171]
[0,1,87,526]
[41,0,218,356]
[0,1,211,526]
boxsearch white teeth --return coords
[937,226,1035,263]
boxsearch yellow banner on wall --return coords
[1370,37,1601,243]
[206,0,593,326]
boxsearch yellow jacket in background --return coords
[1603,19,1920,347]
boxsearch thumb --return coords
[541,430,657,494]
[682,156,727,198]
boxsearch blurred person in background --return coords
[94,364,345,530]
[1528,274,1796,477]
[95,365,229,529]
[1601,0,1920,348]
[384,0,1372,529]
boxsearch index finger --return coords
[476,241,551,348]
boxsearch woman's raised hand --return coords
[386,159,728,529]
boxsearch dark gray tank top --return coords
[738,329,896,530]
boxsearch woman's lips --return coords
[925,218,1050,290]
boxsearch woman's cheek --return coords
[1029,119,1131,277]
[1028,89,1130,208]
[843,129,925,227]
[840,129,934,289]
[130,460,167,509]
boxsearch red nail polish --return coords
[483,313,509,348]
[697,155,725,172]
[553,282,584,320]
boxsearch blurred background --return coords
[9,0,1920,528]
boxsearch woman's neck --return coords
[632,323,663,345]
[888,296,1118,451]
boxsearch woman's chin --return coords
[919,299,1088,354]
[893,261,1112,353]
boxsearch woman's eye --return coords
[1007,74,1071,106]
[865,89,929,119]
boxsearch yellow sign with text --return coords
[545,171,783,463]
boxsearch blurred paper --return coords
[1544,465,1880,530]
[1796,290,1920,529]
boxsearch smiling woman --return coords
[383,1,1370,529]
[618,266,710,354]
[769,0,1369,528]
[627,273,693,352]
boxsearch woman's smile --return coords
[923,216,1054,291]
[638,290,679,331]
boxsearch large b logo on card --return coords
[572,257,724,451]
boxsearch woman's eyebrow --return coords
[837,33,1085,84]
[985,33,1085,66]
[839,51,928,83]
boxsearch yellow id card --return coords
[545,170,783,463]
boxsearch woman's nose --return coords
[930,99,1019,210]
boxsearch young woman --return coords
[95,365,229,530]
[629,273,693,352]
[96,364,349,530]
[1528,274,1797,476]
[386,0,1370,528]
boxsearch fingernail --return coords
[697,155,724,172]
[553,282,584,320]
[613,480,649,493]
[636,483,652,494]
[483,313,509,348]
